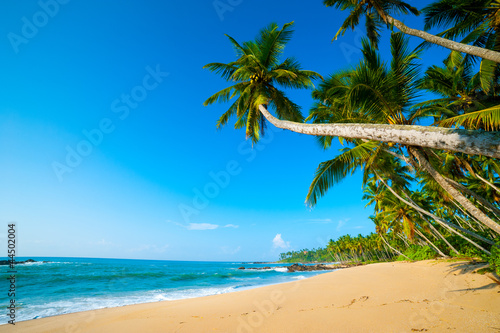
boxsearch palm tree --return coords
[305,32,422,207]
[423,0,500,55]
[416,51,500,131]
[303,33,500,237]
[204,22,500,157]
[380,171,494,249]
[323,0,500,63]
[371,213,410,259]
[258,101,500,158]
[203,22,322,143]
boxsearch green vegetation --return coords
[279,233,396,263]
[396,245,437,261]
[488,239,500,275]
[203,22,321,143]
[278,248,333,263]
[204,1,500,269]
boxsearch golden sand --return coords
[7,260,500,333]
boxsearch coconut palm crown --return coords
[324,0,420,48]
[203,22,322,143]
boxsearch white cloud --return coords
[224,224,239,228]
[186,223,219,230]
[272,234,290,249]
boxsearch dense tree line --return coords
[279,233,396,263]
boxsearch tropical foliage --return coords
[203,22,321,143]
[204,1,500,270]
[279,233,397,263]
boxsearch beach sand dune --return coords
[7,260,500,333]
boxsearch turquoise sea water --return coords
[1,257,334,324]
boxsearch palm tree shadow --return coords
[452,283,499,292]
[447,260,488,275]
[446,261,500,290]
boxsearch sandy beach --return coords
[7,260,500,333]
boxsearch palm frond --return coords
[216,99,238,129]
[333,3,364,41]
[203,62,238,81]
[225,34,247,57]
[306,141,379,207]
[439,105,500,131]
[386,0,420,16]
[365,11,383,48]
[268,87,303,122]
[258,21,295,68]
[479,58,496,94]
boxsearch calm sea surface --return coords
[0,257,335,323]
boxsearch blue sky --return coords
[0,0,448,261]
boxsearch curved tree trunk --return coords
[476,174,500,195]
[258,105,500,158]
[445,177,500,219]
[415,228,447,257]
[408,147,500,235]
[425,216,460,256]
[375,173,493,254]
[384,15,500,63]
[412,205,461,256]
[379,233,410,260]
[451,201,482,231]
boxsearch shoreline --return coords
[6,261,345,324]
[7,259,500,333]
[4,264,336,325]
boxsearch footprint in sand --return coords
[341,296,369,308]
[397,299,414,303]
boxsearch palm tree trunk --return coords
[397,233,411,247]
[386,15,500,63]
[429,222,460,256]
[379,233,410,260]
[451,201,482,231]
[475,174,500,195]
[258,105,500,158]
[415,210,460,256]
[375,173,493,254]
[415,228,447,257]
[408,147,500,235]
[445,177,500,219]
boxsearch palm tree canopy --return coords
[324,0,419,48]
[416,50,500,131]
[305,33,422,207]
[203,22,322,143]
[423,0,498,43]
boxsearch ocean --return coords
[1,257,335,324]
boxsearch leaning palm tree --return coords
[203,22,322,143]
[305,32,422,207]
[205,22,500,157]
[324,0,500,63]
[423,0,500,56]
[304,33,500,236]
[326,0,419,48]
